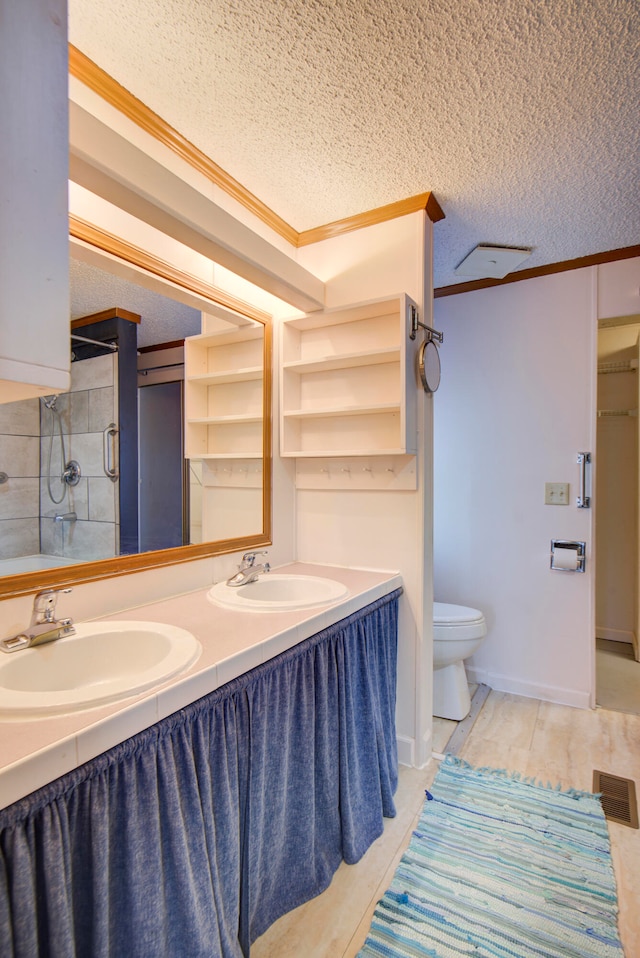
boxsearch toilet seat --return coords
[433,602,486,640]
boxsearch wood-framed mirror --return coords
[0,217,272,599]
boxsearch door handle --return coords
[576,452,591,508]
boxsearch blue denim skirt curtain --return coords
[0,590,400,958]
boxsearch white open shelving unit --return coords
[280,294,418,459]
[184,320,266,540]
[184,326,264,461]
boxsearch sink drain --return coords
[593,770,638,828]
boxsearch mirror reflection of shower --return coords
[40,394,81,505]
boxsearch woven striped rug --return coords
[358,755,623,957]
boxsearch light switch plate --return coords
[545,482,570,505]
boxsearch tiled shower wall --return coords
[40,353,120,561]
[0,399,41,559]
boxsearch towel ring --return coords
[409,304,443,393]
[418,339,441,393]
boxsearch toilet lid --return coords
[434,602,485,626]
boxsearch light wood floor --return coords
[252,691,640,958]
[596,638,640,714]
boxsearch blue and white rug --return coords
[358,755,623,957]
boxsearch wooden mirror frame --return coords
[0,216,272,599]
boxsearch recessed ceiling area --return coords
[68,0,640,290]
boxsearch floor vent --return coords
[593,770,639,828]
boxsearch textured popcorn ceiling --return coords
[69,0,640,289]
[70,259,200,348]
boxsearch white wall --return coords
[597,256,640,320]
[296,213,434,766]
[433,268,597,708]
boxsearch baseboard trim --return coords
[596,627,634,645]
[397,734,415,767]
[465,666,591,710]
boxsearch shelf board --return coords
[283,347,400,375]
[281,447,408,458]
[187,452,263,460]
[283,295,405,332]
[187,413,263,425]
[186,366,263,386]
[283,402,400,420]
[188,327,263,346]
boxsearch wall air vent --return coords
[454,244,532,279]
[593,770,639,828]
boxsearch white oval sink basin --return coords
[208,574,349,612]
[0,622,201,717]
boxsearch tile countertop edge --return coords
[0,564,402,811]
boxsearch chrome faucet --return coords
[0,588,75,653]
[226,551,271,587]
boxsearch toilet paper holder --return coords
[550,539,586,573]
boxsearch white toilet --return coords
[433,602,487,721]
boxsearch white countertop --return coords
[0,563,402,810]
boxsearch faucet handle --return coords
[32,588,72,623]
[241,551,268,567]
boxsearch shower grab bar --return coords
[576,451,591,509]
[103,423,119,482]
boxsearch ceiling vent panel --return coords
[454,245,532,279]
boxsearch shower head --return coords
[41,395,58,410]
